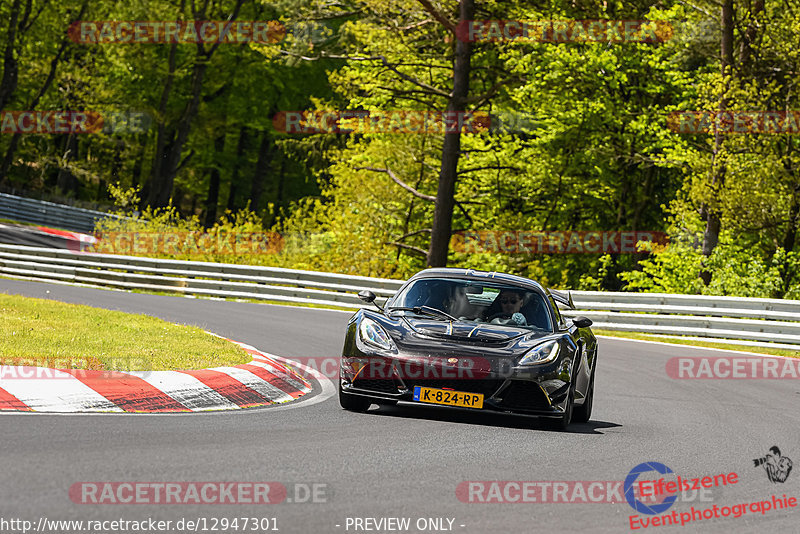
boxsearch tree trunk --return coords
[773,181,800,298]
[227,126,250,211]
[131,133,147,188]
[56,134,79,195]
[0,0,88,181]
[249,131,274,212]
[150,61,208,207]
[145,0,243,208]
[147,55,208,208]
[699,0,735,286]
[783,187,799,253]
[0,0,22,112]
[738,0,764,72]
[143,35,179,208]
[267,156,286,228]
[204,133,225,228]
[776,143,800,298]
[426,0,473,267]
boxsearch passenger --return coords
[488,289,527,326]
[498,289,524,315]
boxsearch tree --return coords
[145,0,246,208]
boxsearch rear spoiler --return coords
[549,289,574,309]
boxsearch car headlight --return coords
[358,317,396,351]
[518,340,560,365]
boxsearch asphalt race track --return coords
[1,278,799,533]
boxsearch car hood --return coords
[403,317,532,343]
[357,312,561,376]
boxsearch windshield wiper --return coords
[386,305,457,322]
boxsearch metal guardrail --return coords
[0,193,127,234]
[564,291,800,344]
[0,244,403,309]
[0,243,798,350]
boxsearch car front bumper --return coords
[340,351,575,417]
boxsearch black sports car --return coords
[339,268,597,429]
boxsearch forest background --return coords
[1,0,798,299]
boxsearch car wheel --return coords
[338,382,372,412]
[573,365,595,424]
[555,383,574,430]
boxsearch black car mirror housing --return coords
[357,290,384,312]
[357,290,376,303]
[572,316,593,328]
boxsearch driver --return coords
[447,284,476,319]
[423,282,474,320]
[488,289,527,326]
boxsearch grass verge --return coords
[128,288,360,312]
[0,292,250,370]
[595,329,800,358]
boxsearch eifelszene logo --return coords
[624,462,678,515]
[623,462,736,516]
[753,446,793,483]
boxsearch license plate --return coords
[413,386,483,408]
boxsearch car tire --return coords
[541,381,575,431]
[555,383,574,430]
[573,365,595,424]
[339,382,372,412]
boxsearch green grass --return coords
[0,292,250,371]
[595,329,800,358]
[0,217,36,226]
[0,217,72,232]
[128,288,360,311]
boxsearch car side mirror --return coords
[357,290,384,311]
[357,290,376,303]
[572,316,593,328]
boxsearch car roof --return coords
[406,268,550,295]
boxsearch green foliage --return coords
[2,0,798,298]
[620,234,798,298]
[0,0,331,222]
[95,203,269,264]
[107,182,142,211]
[620,241,705,294]
[578,255,617,291]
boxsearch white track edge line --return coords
[596,334,800,360]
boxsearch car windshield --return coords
[389,278,553,331]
